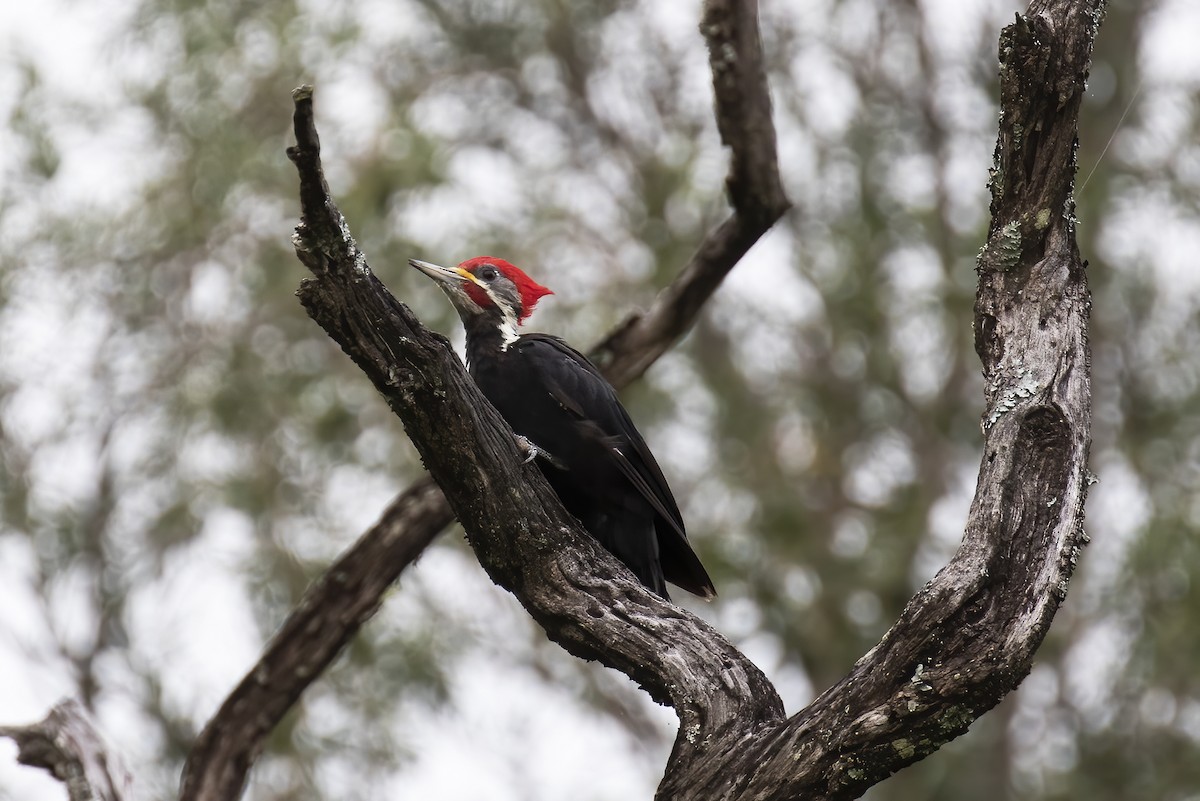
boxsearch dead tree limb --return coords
[280,77,783,783]
[18,1,1097,799]
[177,0,1095,799]
[663,0,1099,796]
[593,0,789,387]
[0,699,132,801]
[179,2,788,800]
[177,480,450,801]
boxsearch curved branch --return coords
[592,0,790,387]
[179,2,790,799]
[276,78,783,769]
[178,479,450,801]
[8,1,1099,799]
[661,0,1099,797]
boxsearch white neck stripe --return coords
[480,284,521,351]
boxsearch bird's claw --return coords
[515,435,565,469]
[515,435,541,464]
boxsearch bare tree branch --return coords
[660,0,1099,797]
[281,69,781,766]
[251,0,1097,795]
[177,3,790,800]
[166,0,1095,799]
[0,699,131,801]
[593,0,789,387]
[178,480,450,801]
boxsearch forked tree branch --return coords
[178,2,789,801]
[246,0,1092,796]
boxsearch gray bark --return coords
[272,0,1098,798]
[179,2,789,800]
[0,699,132,801]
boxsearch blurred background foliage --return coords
[1,0,1198,798]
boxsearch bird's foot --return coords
[515,435,566,469]
[515,435,540,464]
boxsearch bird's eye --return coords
[479,267,498,282]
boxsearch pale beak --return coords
[410,258,484,318]
[409,258,476,286]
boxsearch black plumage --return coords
[411,256,715,600]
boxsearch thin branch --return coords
[0,699,131,801]
[180,2,791,798]
[593,0,790,387]
[178,480,450,801]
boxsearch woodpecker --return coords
[411,256,716,601]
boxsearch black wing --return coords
[513,334,716,598]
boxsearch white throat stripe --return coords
[480,283,521,350]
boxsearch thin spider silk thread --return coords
[1079,72,1145,192]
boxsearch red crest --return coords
[458,256,553,322]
